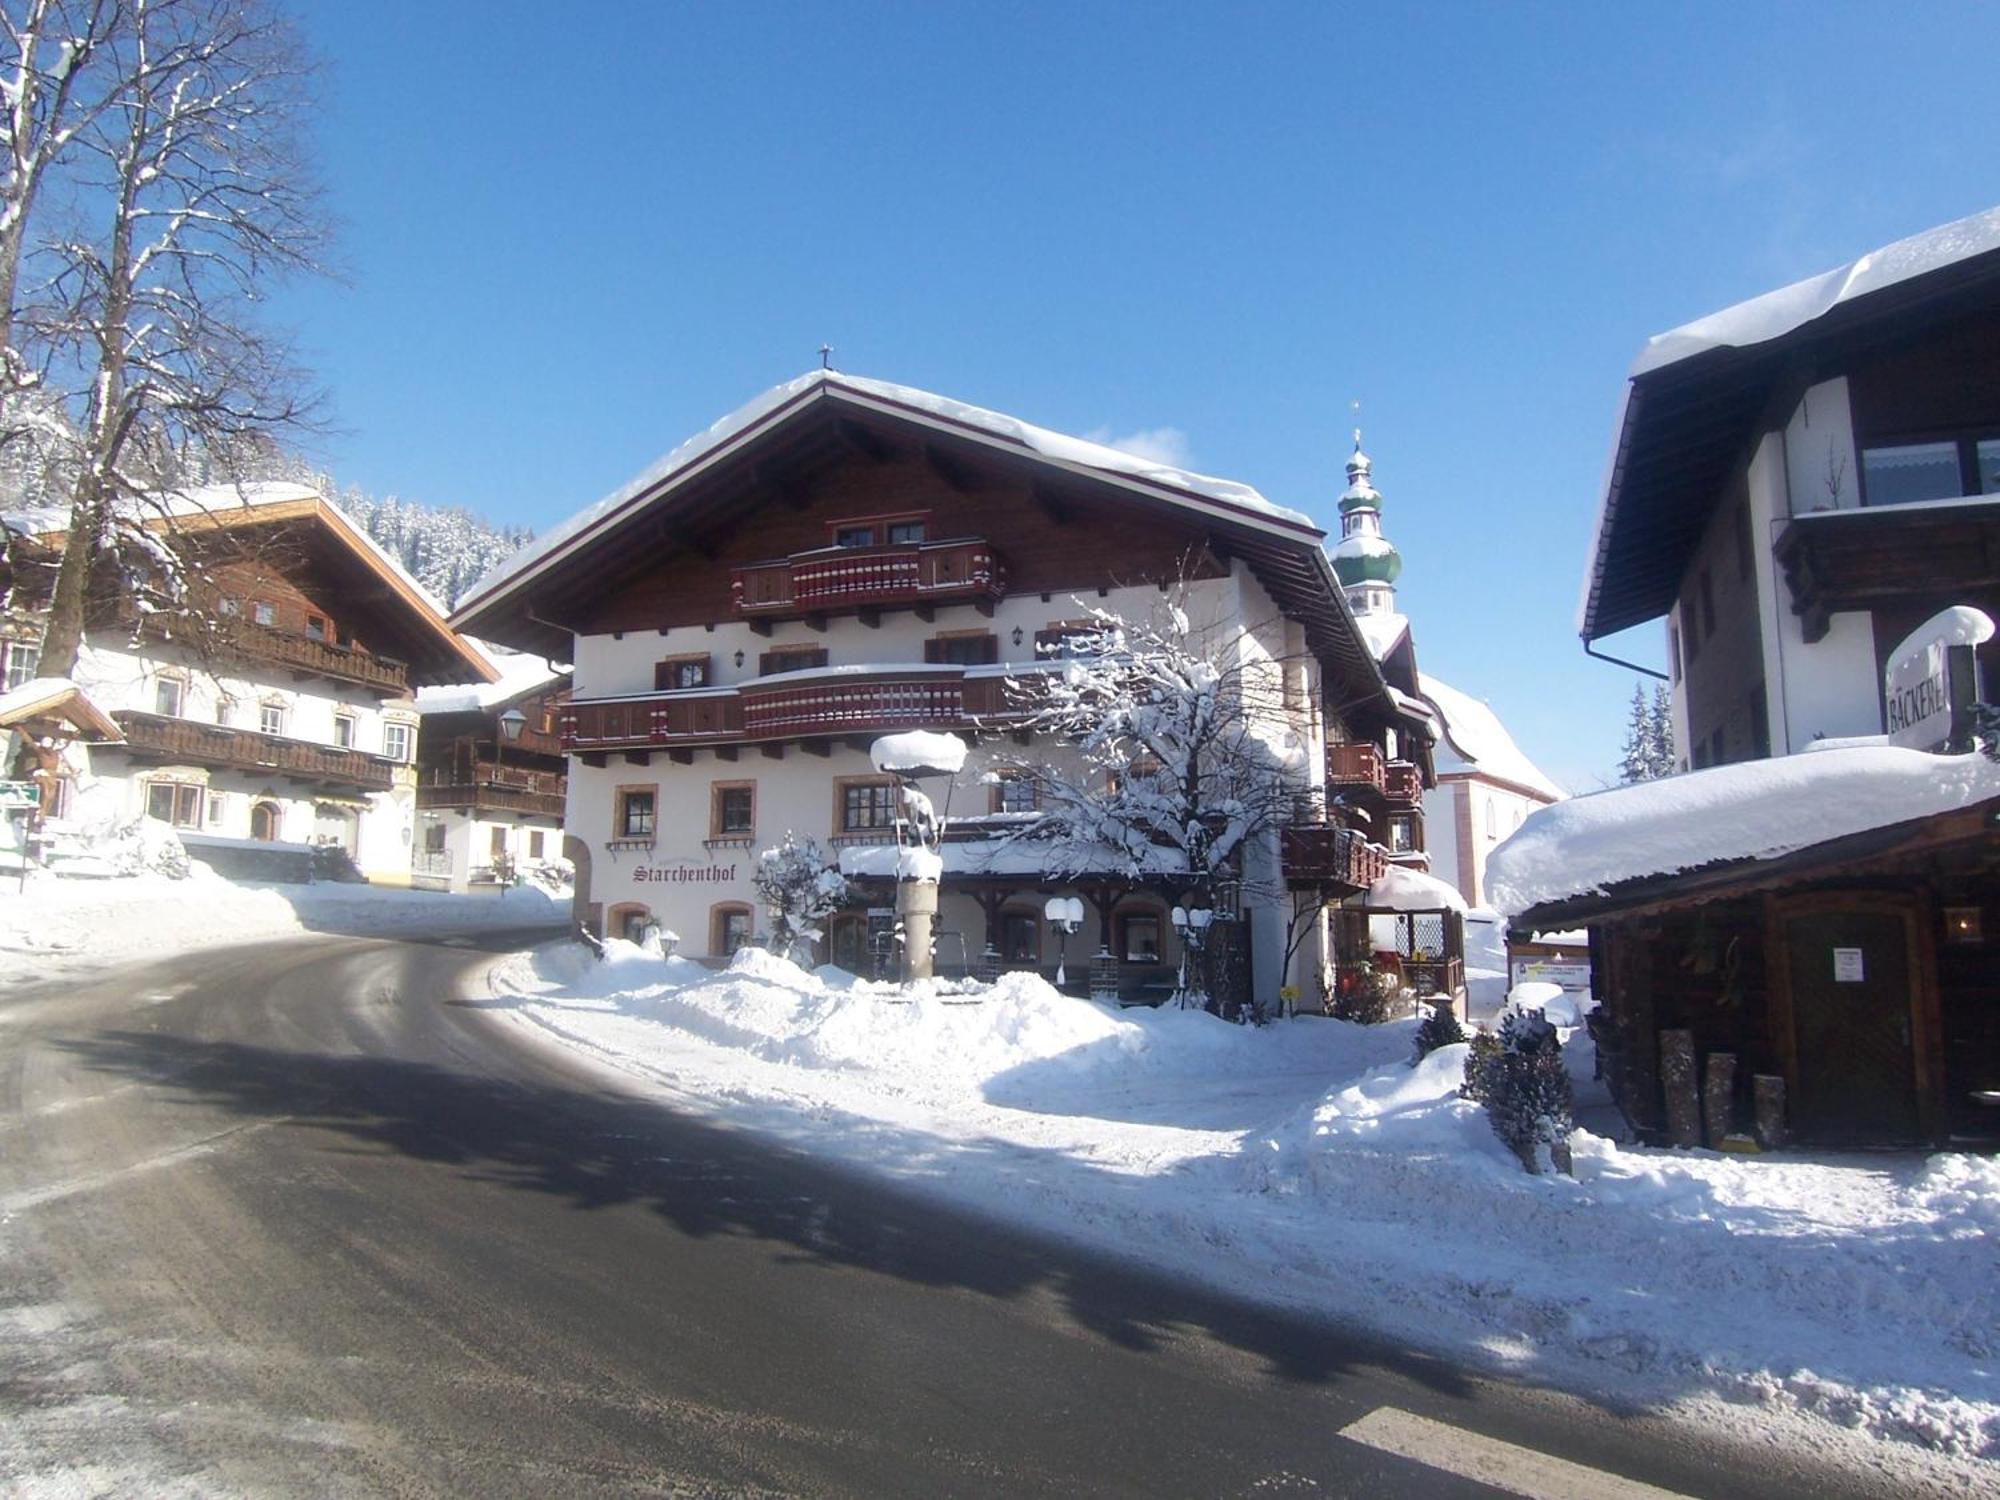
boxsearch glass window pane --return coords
[1861,441,1962,507]
[1977,439,2000,495]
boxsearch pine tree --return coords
[1617,683,1655,782]
[1649,682,1677,776]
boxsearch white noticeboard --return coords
[1833,947,1865,984]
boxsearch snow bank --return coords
[489,945,2000,1475]
[1487,747,2000,918]
[0,874,565,981]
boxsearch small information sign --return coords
[0,780,40,810]
[1833,947,1865,984]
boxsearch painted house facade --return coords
[1,484,492,882]
[1579,203,2000,768]
[453,372,1438,1008]
[413,654,571,892]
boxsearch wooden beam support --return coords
[804,612,828,633]
[1031,481,1071,526]
[748,618,773,637]
[579,752,608,768]
[923,442,978,494]
[715,744,739,761]
[857,606,881,629]
[668,748,693,766]
[623,750,652,766]
[914,603,935,622]
[802,740,830,757]
[761,743,785,760]
[835,418,895,464]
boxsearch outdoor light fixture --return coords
[1044,895,1085,989]
[734,649,746,668]
[1944,906,1984,945]
[498,707,527,742]
[1011,626,1024,647]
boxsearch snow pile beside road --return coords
[0,873,564,979]
[492,944,2000,1476]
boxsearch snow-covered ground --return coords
[0,868,565,984]
[488,941,1998,1491]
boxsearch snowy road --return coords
[0,933,1921,1497]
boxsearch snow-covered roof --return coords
[415,644,565,716]
[0,676,121,740]
[869,730,968,776]
[1353,611,1409,663]
[1419,674,1564,801]
[459,370,1317,616]
[1363,864,1467,913]
[1631,204,2000,378]
[1486,747,2000,919]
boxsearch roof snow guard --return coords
[454,371,1391,706]
[1577,204,2000,642]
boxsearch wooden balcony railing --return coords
[1326,741,1386,793]
[1383,761,1423,804]
[417,782,566,819]
[225,621,409,693]
[732,538,1006,620]
[1280,822,1389,891]
[561,669,1018,751]
[111,710,395,791]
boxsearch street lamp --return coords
[497,707,527,742]
[1170,902,1214,1010]
[1043,895,1084,988]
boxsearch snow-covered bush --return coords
[1331,961,1402,1024]
[1411,999,1466,1064]
[1461,1010,1575,1175]
[751,833,848,961]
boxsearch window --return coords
[489,825,508,857]
[925,632,998,666]
[206,792,225,826]
[712,782,755,836]
[527,829,545,860]
[333,714,356,748]
[1387,813,1416,853]
[609,903,654,945]
[305,615,329,641]
[154,677,185,717]
[1980,439,2000,495]
[250,801,281,840]
[1001,912,1040,965]
[2,640,40,692]
[1484,801,1497,839]
[382,722,411,762]
[840,780,897,832]
[711,903,754,956]
[259,703,287,737]
[654,654,710,690]
[993,774,1037,815]
[1118,912,1162,963]
[145,781,203,827]
[423,823,447,854]
[218,596,241,617]
[832,525,875,549]
[252,600,277,627]
[1861,440,1965,507]
[886,520,926,545]
[759,645,828,676]
[616,787,656,839]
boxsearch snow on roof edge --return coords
[1418,674,1565,801]
[457,370,1319,618]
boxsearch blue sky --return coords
[279,2,2000,791]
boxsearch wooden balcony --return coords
[225,621,410,693]
[1773,499,2000,643]
[561,669,1019,752]
[1280,822,1389,891]
[111,710,395,791]
[731,538,1006,623]
[417,764,566,819]
[1383,761,1423,804]
[1326,742,1386,793]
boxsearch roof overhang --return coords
[1578,238,2000,642]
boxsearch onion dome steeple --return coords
[1329,428,1402,616]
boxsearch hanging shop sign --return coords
[1884,606,1993,753]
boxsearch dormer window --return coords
[886,520,926,545]
[654,654,710,690]
[833,525,875,549]
[305,615,329,641]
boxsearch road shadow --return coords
[55,1021,1489,1403]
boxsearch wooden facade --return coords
[1520,799,2000,1148]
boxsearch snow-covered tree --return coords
[751,832,848,962]
[1649,681,1676,774]
[1617,684,1654,783]
[990,593,1307,1015]
[1461,1010,1575,1175]
[18,0,330,677]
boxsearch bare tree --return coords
[22,0,327,677]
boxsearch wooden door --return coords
[1781,901,1922,1143]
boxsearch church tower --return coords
[1328,431,1402,618]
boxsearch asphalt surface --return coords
[0,929,1925,1497]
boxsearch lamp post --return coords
[1043,895,1084,989]
[1171,902,1214,1009]
[495,707,527,884]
